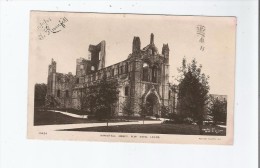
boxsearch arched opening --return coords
[142,62,149,81]
[125,62,128,73]
[111,69,114,76]
[91,66,95,71]
[146,93,160,116]
[57,89,60,98]
[125,86,129,96]
[151,66,158,83]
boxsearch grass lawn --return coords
[34,108,226,136]
[61,123,226,136]
[34,108,137,126]
[34,108,104,126]
[34,108,157,126]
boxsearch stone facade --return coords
[46,34,178,116]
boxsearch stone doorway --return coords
[146,93,160,116]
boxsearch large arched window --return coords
[66,90,69,98]
[93,73,96,81]
[125,62,128,73]
[91,66,95,71]
[152,66,158,83]
[111,69,114,76]
[57,89,60,98]
[125,86,129,96]
[120,66,123,74]
[142,63,149,81]
[97,72,101,80]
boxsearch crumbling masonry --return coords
[46,34,178,116]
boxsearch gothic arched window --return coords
[143,63,149,81]
[111,69,114,76]
[91,66,95,71]
[125,62,128,73]
[66,90,69,98]
[93,73,96,81]
[97,72,100,80]
[125,86,129,96]
[152,66,158,83]
[120,66,123,74]
[57,90,60,98]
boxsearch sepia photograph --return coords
[28,11,236,144]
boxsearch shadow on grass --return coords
[34,108,135,126]
[34,109,100,126]
[60,124,226,136]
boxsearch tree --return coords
[34,83,47,107]
[74,88,86,114]
[209,96,227,125]
[82,74,119,126]
[177,58,210,134]
[121,96,134,121]
[139,103,148,124]
[160,105,169,118]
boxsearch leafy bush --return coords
[162,120,176,124]
[167,113,183,124]
[160,105,169,118]
[183,117,195,125]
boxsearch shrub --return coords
[183,117,194,125]
[167,113,183,124]
[162,120,175,124]
[160,105,169,118]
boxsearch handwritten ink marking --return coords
[37,17,68,40]
[196,25,206,51]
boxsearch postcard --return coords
[28,11,236,144]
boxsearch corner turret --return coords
[132,36,141,53]
[162,44,170,63]
[48,58,56,75]
[150,33,154,45]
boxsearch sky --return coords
[29,12,236,95]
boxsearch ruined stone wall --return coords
[46,34,174,117]
[88,40,106,71]
[52,73,75,108]
[130,49,170,116]
[46,59,76,108]
[76,58,91,76]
